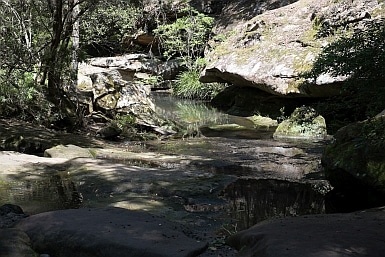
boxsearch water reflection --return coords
[151,92,230,136]
[221,179,325,230]
[0,173,82,214]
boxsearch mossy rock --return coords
[322,115,385,209]
[273,106,327,140]
[44,144,96,159]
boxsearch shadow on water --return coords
[0,93,338,230]
[220,178,326,230]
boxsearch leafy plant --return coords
[81,1,142,56]
[303,18,385,81]
[362,117,385,141]
[153,6,214,68]
[173,68,226,100]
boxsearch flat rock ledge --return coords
[15,207,208,257]
[227,207,385,257]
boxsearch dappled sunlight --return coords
[111,199,166,212]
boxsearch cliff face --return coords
[190,0,298,32]
[200,0,384,97]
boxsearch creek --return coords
[0,92,333,231]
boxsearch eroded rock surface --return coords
[201,0,384,97]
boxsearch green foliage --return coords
[0,0,102,127]
[115,113,136,129]
[303,18,385,132]
[153,6,214,66]
[304,19,385,81]
[81,1,142,56]
[362,117,385,141]
[0,70,52,123]
[173,68,226,100]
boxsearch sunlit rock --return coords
[273,106,327,140]
[201,0,383,97]
[44,144,95,159]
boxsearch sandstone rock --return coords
[96,125,123,139]
[200,115,277,139]
[273,106,327,140]
[16,207,208,257]
[201,0,383,97]
[44,144,95,159]
[77,54,182,136]
[227,208,385,257]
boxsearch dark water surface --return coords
[221,179,326,230]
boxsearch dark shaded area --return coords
[227,209,385,257]
[304,19,385,82]
[325,168,385,213]
[301,19,385,133]
[220,179,326,230]
[211,85,315,118]
[0,119,106,156]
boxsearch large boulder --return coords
[78,54,181,135]
[322,114,385,211]
[16,207,207,257]
[226,208,385,257]
[201,0,383,97]
[44,144,95,159]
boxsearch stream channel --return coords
[0,92,335,233]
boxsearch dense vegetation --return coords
[305,18,385,133]
[0,0,384,135]
[0,0,220,131]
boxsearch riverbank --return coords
[0,118,330,256]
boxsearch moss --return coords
[367,161,385,186]
[274,107,327,139]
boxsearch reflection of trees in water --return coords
[52,174,83,209]
[4,173,83,213]
[152,92,230,136]
[221,179,325,230]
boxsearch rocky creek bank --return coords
[1,118,385,257]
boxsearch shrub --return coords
[0,70,52,123]
[153,6,214,67]
[173,69,226,100]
